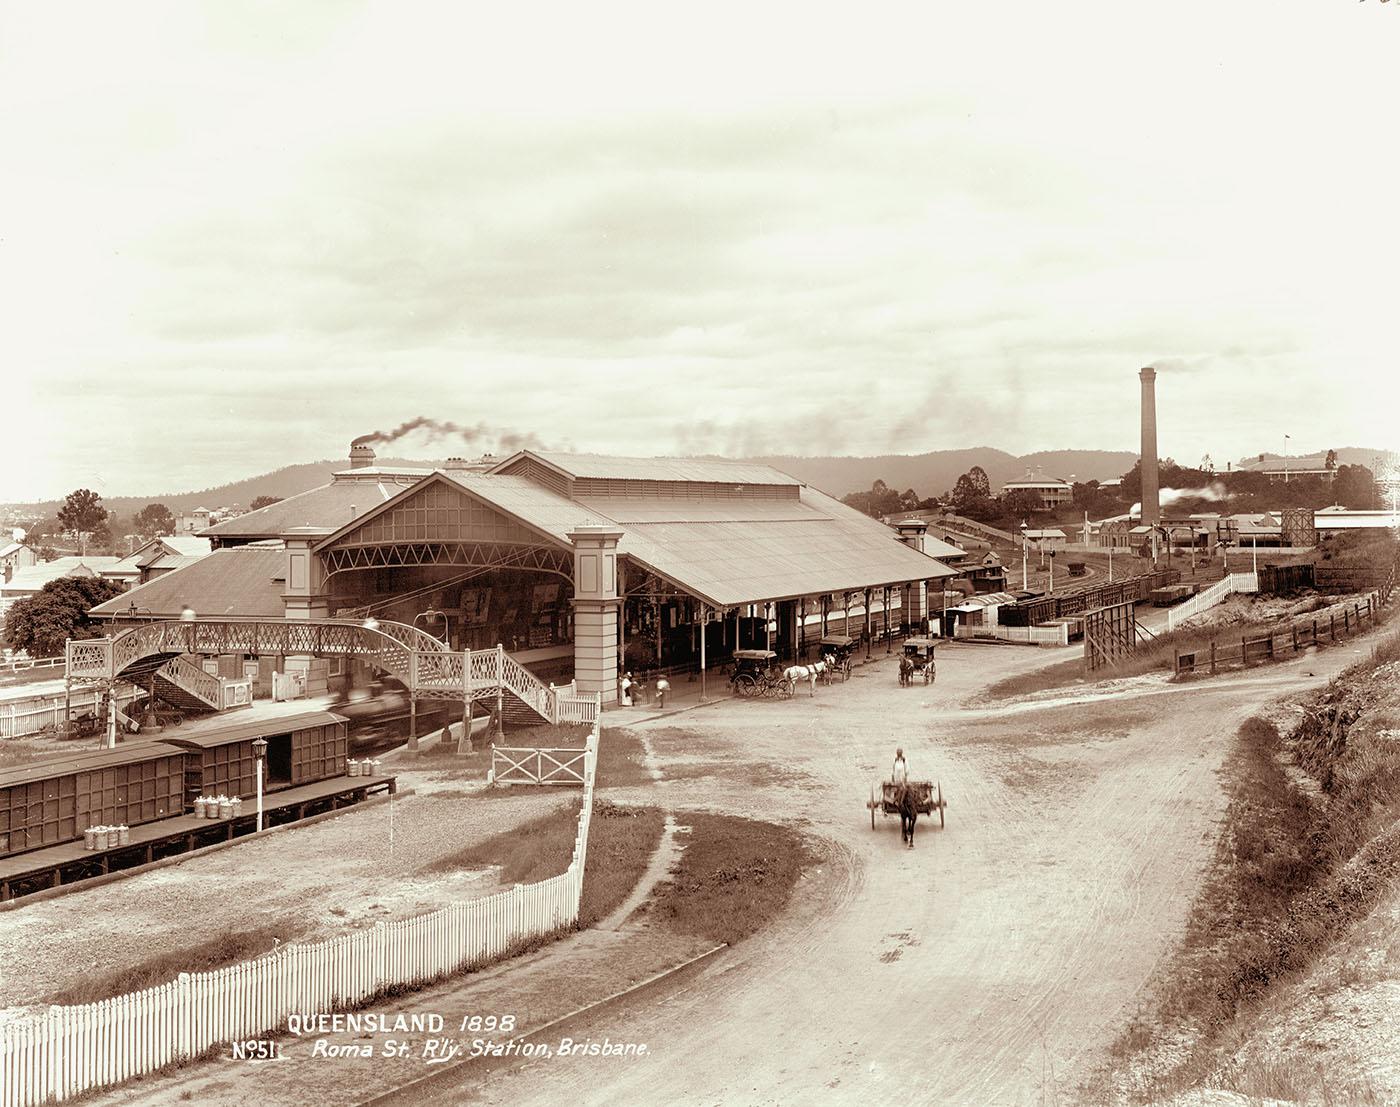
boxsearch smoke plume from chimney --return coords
[350,418,546,455]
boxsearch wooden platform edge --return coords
[0,785,415,913]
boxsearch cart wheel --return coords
[735,674,756,698]
[777,678,794,700]
[938,782,945,828]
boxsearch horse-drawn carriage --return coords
[730,649,795,699]
[899,637,937,686]
[818,635,857,683]
[868,779,947,841]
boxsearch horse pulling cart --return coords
[867,779,946,829]
[730,649,795,699]
[899,637,937,686]
[818,635,856,683]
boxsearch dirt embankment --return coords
[1098,632,1400,1105]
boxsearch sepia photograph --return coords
[2,2,1398,1105]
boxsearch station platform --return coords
[0,772,396,902]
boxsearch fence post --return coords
[1173,649,1180,676]
[177,972,191,1060]
[1209,640,1217,674]
[1344,609,1351,635]
[1241,635,1249,664]
[1291,625,1299,652]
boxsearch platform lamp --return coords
[252,736,267,832]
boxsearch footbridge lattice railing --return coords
[68,620,584,726]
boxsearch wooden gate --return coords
[489,745,588,786]
[1084,601,1137,672]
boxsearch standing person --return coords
[655,676,670,708]
[892,747,909,785]
[620,672,633,707]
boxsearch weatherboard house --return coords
[92,445,957,705]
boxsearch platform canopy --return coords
[311,451,956,610]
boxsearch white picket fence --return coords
[954,622,1070,646]
[1166,571,1259,631]
[553,687,601,725]
[0,729,601,1107]
[0,688,143,740]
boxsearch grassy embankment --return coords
[1096,630,1400,1104]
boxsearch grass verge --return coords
[42,923,300,1007]
[578,801,665,926]
[417,795,582,881]
[638,813,812,946]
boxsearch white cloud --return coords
[1,0,1397,502]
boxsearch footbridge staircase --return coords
[66,619,598,727]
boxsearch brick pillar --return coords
[281,529,331,697]
[569,525,624,706]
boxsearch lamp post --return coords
[1048,549,1056,594]
[1283,434,1290,483]
[252,736,267,832]
[1108,542,1115,582]
[1020,521,1028,590]
[413,609,448,643]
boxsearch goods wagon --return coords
[0,743,186,857]
[161,710,348,804]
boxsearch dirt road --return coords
[427,637,1374,1107]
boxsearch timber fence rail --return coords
[953,623,1070,647]
[1173,570,1395,678]
[1166,571,1259,632]
[0,728,601,1107]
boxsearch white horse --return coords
[817,652,840,685]
[784,661,824,696]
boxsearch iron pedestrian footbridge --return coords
[64,618,598,727]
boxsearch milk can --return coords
[116,825,130,847]
[219,796,233,819]
[83,827,97,850]
[194,796,207,818]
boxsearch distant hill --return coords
[3,457,448,518]
[744,449,1139,499]
[5,446,1387,517]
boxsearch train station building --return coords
[93,446,957,705]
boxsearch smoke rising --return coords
[1131,483,1231,516]
[351,418,545,455]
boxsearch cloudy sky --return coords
[2,1,1397,502]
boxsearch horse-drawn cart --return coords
[730,649,794,699]
[867,780,946,829]
[899,637,937,686]
[818,635,857,682]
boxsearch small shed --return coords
[163,710,348,802]
[0,743,187,857]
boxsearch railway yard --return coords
[11,594,1385,1107]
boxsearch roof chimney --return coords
[444,457,468,471]
[350,443,376,469]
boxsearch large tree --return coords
[57,488,109,555]
[249,495,283,510]
[1333,464,1379,510]
[132,503,176,538]
[950,466,991,514]
[3,575,122,657]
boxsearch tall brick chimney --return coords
[1139,367,1160,526]
[349,444,376,469]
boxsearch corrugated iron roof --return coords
[202,479,409,539]
[576,497,828,524]
[89,548,286,618]
[161,710,346,749]
[611,486,956,607]
[439,471,607,543]
[498,450,801,487]
[1,558,120,595]
[0,741,188,787]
